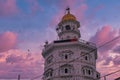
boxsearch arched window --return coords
[44,68,53,78]
[59,50,73,60]
[50,72,52,76]
[88,70,91,75]
[59,64,74,76]
[82,66,94,76]
[65,25,71,30]
[46,55,53,64]
[85,56,88,60]
[65,54,68,59]
[65,68,68,73]
[96,72,100,79]
[96,74,99,78]
[81,52,90,61]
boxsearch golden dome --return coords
[62,13,76,21]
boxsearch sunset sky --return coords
[0,0,120,80]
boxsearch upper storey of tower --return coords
[57,8,80,40]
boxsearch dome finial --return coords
[66,7,70,14]
[62,8,76,21]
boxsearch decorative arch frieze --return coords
[59,50,74,60]
[81,66,94,76]
[59,64,74,76]
[44,68,53,78]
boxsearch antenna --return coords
[18,74,20,80]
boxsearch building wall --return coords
[43,42,100,80]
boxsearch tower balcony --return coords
[58,30,81,38]
[79,39,96,48]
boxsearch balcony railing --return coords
[42,39,96,55]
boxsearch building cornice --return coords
[42,40,96,58]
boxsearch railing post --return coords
[104,76,106,80]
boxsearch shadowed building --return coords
[42,8,100,80]
[115,77,120,80]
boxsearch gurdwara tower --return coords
[42,8,100,80]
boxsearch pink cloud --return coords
[0,49,44,79]
[113,45,120,54]
[90,25,120,80]
[0,31,17,52]
[90,25,119,53]
[90,25,120,64]
[0,0,19,16]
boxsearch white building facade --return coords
[42,9,100,80]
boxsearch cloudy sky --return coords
[0,0,120,80]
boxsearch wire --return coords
[31,35,120,80]
[100,69,120,78]
[71,35,120,63]
[31,35,120,79]
[97,35,120,48]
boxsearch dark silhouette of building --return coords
[115,77,120,80]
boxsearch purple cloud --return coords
[102,57,112,65]
[113,46,120,54]
[113,56,120,65]
[0,49,44,79]
[90,25,119,53]
[6,54,24,64]
[0,0,19,17]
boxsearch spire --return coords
[66,7,70,14]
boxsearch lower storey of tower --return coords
[42,75,100,80]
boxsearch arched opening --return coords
[65,68,68,73]
[82,66,94,76]
[65,25,71,30]
[59,50,73,60]
[88,70,91,75]
[44,68,53,78]
[85,56,88,60]
[65,54,68,59]
[60,64,74,76]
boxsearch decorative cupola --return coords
[56,8,81,40]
